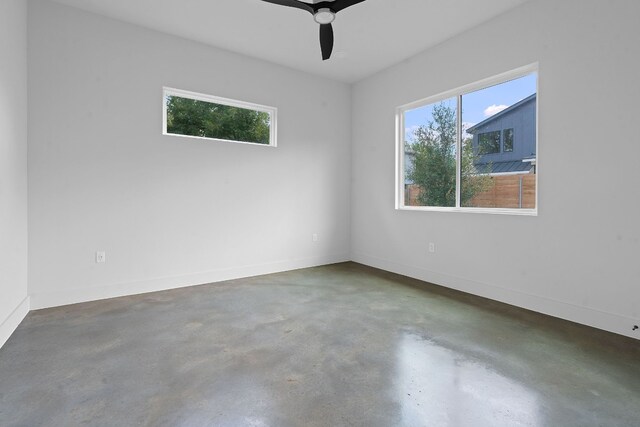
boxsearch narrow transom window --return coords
[163,87,277,147]
[504,128,514,152]
[397,65,538,214]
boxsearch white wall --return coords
[351,0,640,338]
[28,0,351,308]
[0,0,30,348]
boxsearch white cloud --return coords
[484,104,508,117]
[404,125,420,142]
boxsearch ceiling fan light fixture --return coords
[313,8,335,25]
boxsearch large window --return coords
[398,65,538,214]
[163,87,277,146]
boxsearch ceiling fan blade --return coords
[260,0,313,14]
[319,23,334,60]
[325,0,367,13]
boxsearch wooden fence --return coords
[406,173,536,209]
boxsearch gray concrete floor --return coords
[1,263,639,427]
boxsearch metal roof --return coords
[475,160,534,174]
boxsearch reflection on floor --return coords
[1,262,639,426]
[397,333,540,426]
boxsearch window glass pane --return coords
[478,131,501,154]
[461,73,537,208]
[504,128,514,152]
[165,94,272,145]
[404,98,458,207]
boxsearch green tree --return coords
[407,103,492,207]
[166,96,270,144]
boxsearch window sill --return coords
[163,132,276,147]
[397,206,537,216]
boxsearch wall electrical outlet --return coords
[96,251,106,263]
[312,233,318,242]
[429,242,436,253]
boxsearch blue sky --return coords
[404,73,537,142]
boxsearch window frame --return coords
[162,87,277,147]
[395,63,538,216]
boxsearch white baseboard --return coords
[20,252,640,342]
[30,254,350,310]
[0,296,30,349]
[352,252,640,340]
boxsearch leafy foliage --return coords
[407,103,493,207]
[166,96,270,144]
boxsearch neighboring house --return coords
[466,93,536,175]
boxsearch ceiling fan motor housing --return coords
[314,8,335,24]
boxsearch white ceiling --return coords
[49,0,530,83]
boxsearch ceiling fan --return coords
[260,0,367,60]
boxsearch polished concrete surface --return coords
[1,263,639,426]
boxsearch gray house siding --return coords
[467,94,536,172]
